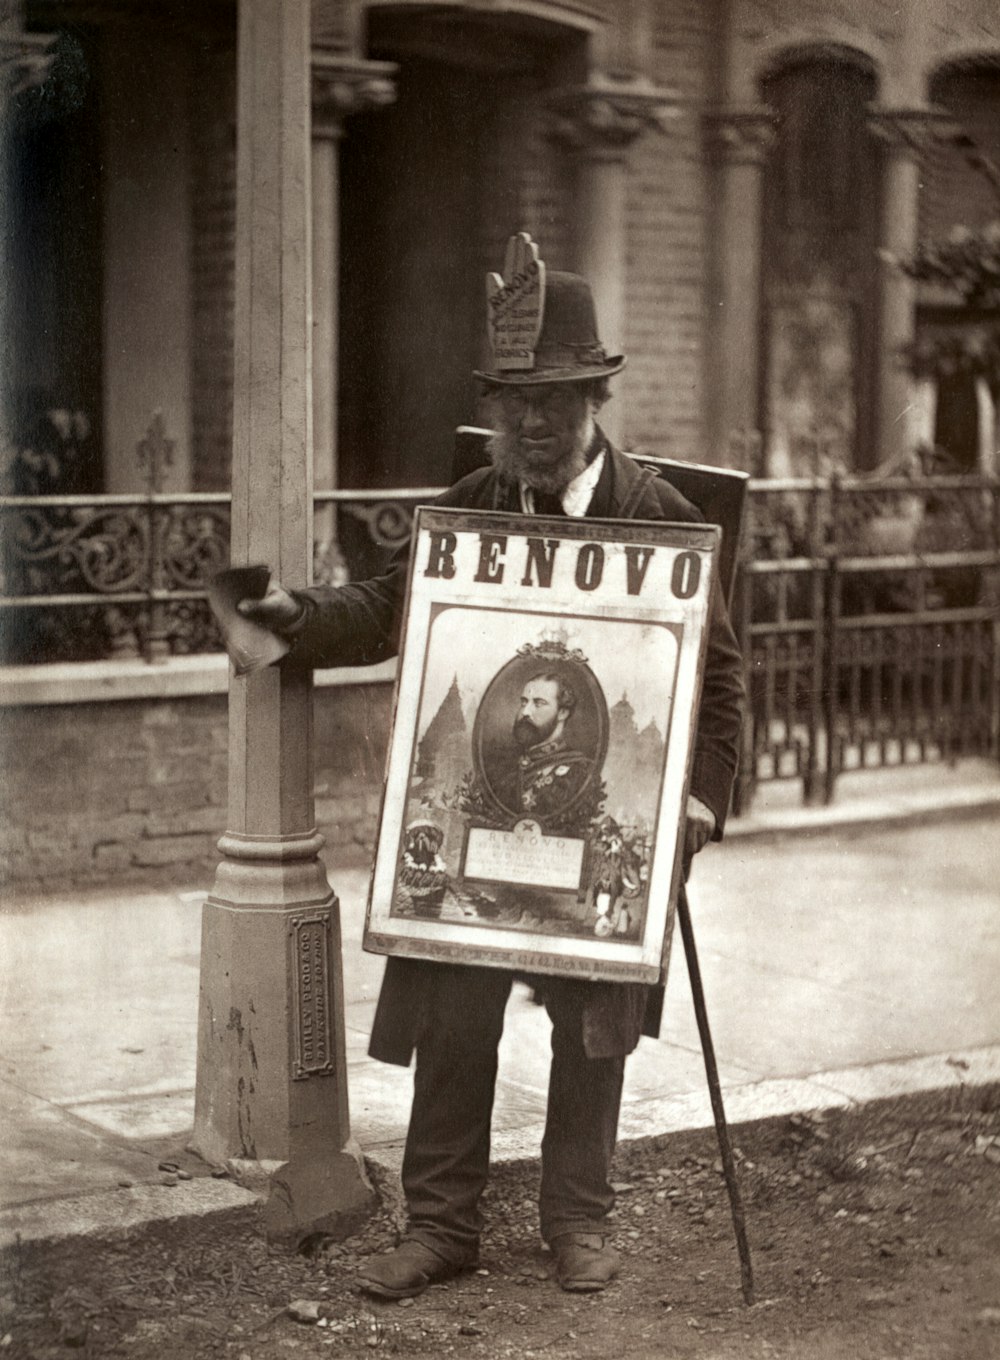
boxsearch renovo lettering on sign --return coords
[424,530,701,603]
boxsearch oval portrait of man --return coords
[472,649,609,828]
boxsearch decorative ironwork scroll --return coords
[1,477,433,663]
[340,499,416,551]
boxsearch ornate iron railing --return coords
[0,412,437,663]
[0,490,231,662]
[0,486,437,664]
[733,470,1000,810]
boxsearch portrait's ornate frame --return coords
[363,506,720,985]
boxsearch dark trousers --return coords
[401,964,626,1264]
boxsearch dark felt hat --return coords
[474,270,626,385]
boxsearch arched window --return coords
[760,50,880,473]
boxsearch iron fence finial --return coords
[137,411,175,496]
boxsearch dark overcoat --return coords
[288,442,745,1062]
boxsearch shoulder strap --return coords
[617,464,659,519]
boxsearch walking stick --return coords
[676,885,755,1305]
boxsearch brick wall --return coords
[518,86,575,273]
[621,0,719,465]
[490,2,721,466]
[0,684,392,888]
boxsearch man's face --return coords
[513,676,564,749]
[488,383,596,493]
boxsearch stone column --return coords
[310,54,395,581]
[705,108,775,466]
[868,109,948,469]
[193,0,375,1245]
[549,78,675,445]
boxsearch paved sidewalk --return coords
[2,761,999,1246]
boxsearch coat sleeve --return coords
[282,469,497,670]
[285,554,409,669]
[689,582,745,837]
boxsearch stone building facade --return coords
[6,0,1000,491]
[2,0,999,883]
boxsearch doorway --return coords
[338,10,582,489]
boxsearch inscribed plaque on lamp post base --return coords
[364,507,720,985]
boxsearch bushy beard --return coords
[486,425,591,495]
[513,714,557,749]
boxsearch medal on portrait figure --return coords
[363,507,720,985]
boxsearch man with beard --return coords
[238,241,744,1300]
[491,669,596,822]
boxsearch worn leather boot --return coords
[356,1239,472,1300]
[550,1232,621,1292]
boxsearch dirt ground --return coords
[2,1084,999,1360]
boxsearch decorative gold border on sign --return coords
[289,911,335,1080]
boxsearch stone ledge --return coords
[0,655,397,706]
[364,1045,1000,1173]
[0,1178,260,1254]
[6,1052,998,1258]
[728,760,1000,841]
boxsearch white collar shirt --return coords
[519,448,606,519]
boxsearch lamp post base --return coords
[192,839,376,1246]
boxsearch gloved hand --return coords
[683,794,717,862]
[236,580,304,634]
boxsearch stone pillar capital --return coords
[548,76,679,157]
[311,53,396,136]
[705,107,778,168]
[0,29,54,96]
[867,105,955,159]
